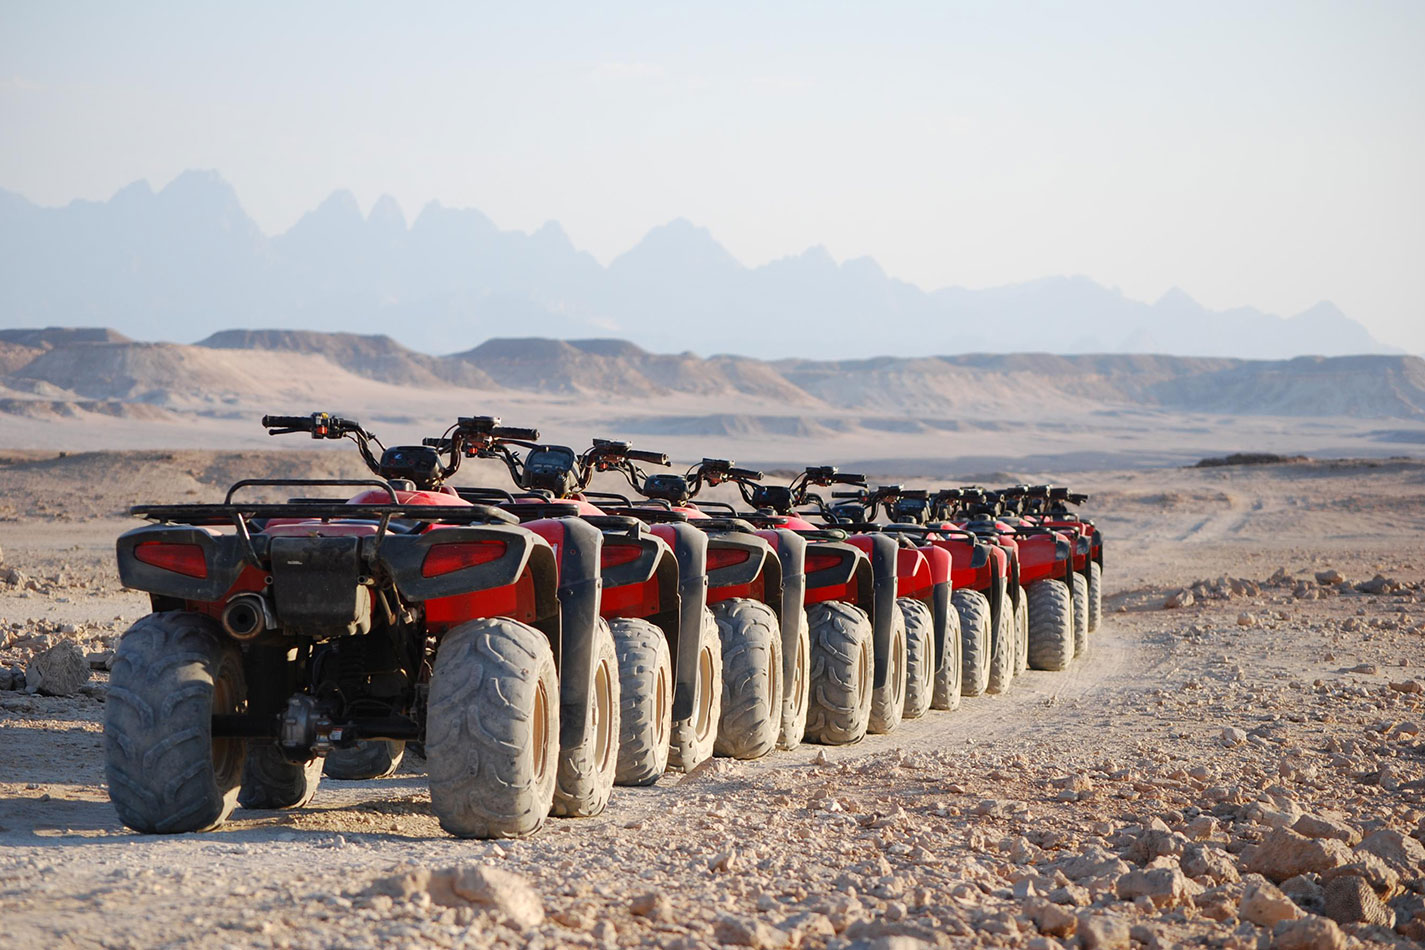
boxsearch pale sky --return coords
[2,1,1422,351]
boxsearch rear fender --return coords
[1012,533,1062,586]
[847,533,900,691]
[705,534,774,606]
[915,545,953,674]
[649,522,706,723]
[117,525,251,603]
[600,532,676,627]
[895,547,933,600]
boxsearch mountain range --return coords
[0,171,1397,361]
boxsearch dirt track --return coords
[2,455,1424,949]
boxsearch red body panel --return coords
[895,547,932,600]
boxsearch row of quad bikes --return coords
[106,413,1104,838]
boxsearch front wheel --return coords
[804,600,873,745]
[712,598,782,760]
[239,744,322,810]
[868,605,907,734]
[985,583,1014,695]
[1087,561,1103,633]
[1026,579,1074,671]
[426,618,559,839]
[1071,571,1089,657]
[899,598,934,720]
[668,608,722,772]
[778,607,811,750]
[1014,591,1029,675]
[553,618,620,817]
[104,611,247,834]
[931,601,962,711]
[610,617,671,786]
[324,740,405,780]
[954,588,993,697]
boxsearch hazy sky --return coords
[3,1,1422,351]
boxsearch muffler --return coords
[222,593,275,640]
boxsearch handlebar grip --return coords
[491,426,540,441]
[831,491,864,498]
[262,414,312,429]
[627,449,670,465]
[835,473,867,485]
[728,466,764,480]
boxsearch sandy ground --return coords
[1,454,1424,949]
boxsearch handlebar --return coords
[628,448,670,466]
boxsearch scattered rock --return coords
[24,640,91,696]
[1245,828,1352,882]
[1356,574,1400,595]
[1164,589,1195,609]
[0,667,23,691]
[1220,727,1247,747]
[1076,913,1130,950]
[1322,875,1393,927]
[714,913,790,949]
[1239,878,1305,927]
[1292,814,1359,845]
[1115,867,1192,909]
[1237,613,1257,627]
[362,865,543,928]
[629,891,673,922]
[1356,829,1425,876]
[1315,570,1345,585]
[1182,843,1240,884]
[1271,914,1346,950]
[1347,663,1378,675]
[1389,679,1424,694]
[1023,897,1076,938]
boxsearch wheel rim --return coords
[533,678,552,783]
[893,633,906,704]
[856,639,872,708]
[593,657,614,773]
[211,663,243,783]
[792,633,807,718]
[695,644,716,742]
[654,665,669,749]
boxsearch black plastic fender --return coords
[705,533,772,592]
[760,528,806,703]
[863,533,900,691]
[656,522,709,723]
[551,517,604,760]
[117,525,255,603]
[930,580,952,673]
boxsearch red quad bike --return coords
[451,430,777,772]
[698,464,921,742]
[923,488,1021,697]
[1002,485,1105,653]
[813,485,959,721]
[949,487,1077,673]
[107,412,613,840]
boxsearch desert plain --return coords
[0,441,1423,950]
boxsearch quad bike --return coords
[695,464,922,742]
[108,412,612,839]
[572,456,806,755]
[1008,486,1105,645]
[813,484,958,721]
[943,487,1077,673]
[453,431,784,770]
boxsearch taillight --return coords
[707,547,751,571]
[602,544,642,568]
[422,540,507,577]
[134,542,208,579]
[805,551,843,573]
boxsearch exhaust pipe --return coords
[222,593,274,641]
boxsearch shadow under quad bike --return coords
[107,412,612,839]
[447,427,726,778]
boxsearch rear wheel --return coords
[553,618,620,817]
[426,618,558,838]
[1026,579,1074,672]
[804,601,873,745]
[239,744,322,810]
[1087,561,1103,633]
[931,602,962,711]
[1071,571,1089,657]
[668,608,722,772]
[953,589,992,697]
[712,598,782,760]
[609,617,672,785]
[898,598,934,720]
[324,740,405,780]
[985,585,1014,695]
[868,605,907,734]
[104,611,247,834]
[778,607,811,750]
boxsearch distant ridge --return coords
[0,172,1401,360]
[3,327,1422,422]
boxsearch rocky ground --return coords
[1,454,1424,949]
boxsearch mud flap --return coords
[552,518,603,758]
[761,529,807,705]
[655,523,709,723]
[930,580,951,673]
[864,534,900,691]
